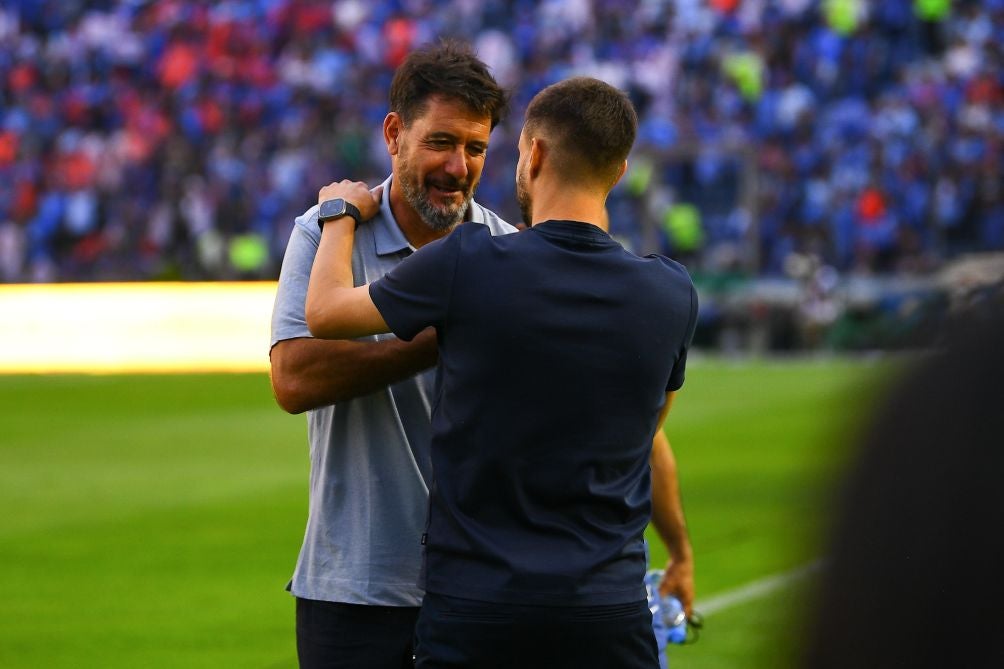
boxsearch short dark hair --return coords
[389,40,509,129]
[524,77,638,186]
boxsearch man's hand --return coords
[659,555,695,616]
[318,180,383,222]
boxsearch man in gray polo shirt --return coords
[269,42,512,668]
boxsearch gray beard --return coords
[399,175,471,233]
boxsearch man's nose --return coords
[444,148,469,181]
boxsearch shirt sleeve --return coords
[368,224,464,341]
[270,213,320,348]
[666,280,699,391]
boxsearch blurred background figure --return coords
[800,293,1004,668]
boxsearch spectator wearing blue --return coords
[304,76,698,669]
[4,2,1004,281]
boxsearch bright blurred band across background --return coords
[0,282,275,374]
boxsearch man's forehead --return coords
[410,96,492,135]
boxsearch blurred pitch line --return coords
[696,560,823,617]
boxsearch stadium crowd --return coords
[0,0,1001,282]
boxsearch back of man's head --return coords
[389,40,509,129]
[524,77,638,189]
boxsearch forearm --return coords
[305,181,389,339]
[305,216,358,338]
[270,329,437,413]
[651,426,695,613]
[651,429,693,564]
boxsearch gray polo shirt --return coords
[270,175,514,606]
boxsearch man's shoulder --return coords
[637,253,697,308]
[293,204,322,240]
[644,253,694,285]
[468,201,517,236]
[291,201,393,249]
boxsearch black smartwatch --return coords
[317,198,362,230]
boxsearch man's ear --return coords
[528,137,545,179]
[611,159,628,188]
[384,113,403,156]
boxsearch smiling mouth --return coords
[429,182,467,199]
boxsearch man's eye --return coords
[468,146,487,157]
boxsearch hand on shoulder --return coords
[317,180,384,222]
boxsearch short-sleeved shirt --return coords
[369,219,698,606]
[270,175,514,606]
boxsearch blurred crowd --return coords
[0,0,1001,282]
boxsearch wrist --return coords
[317,198,362,230]
[667,550,694,569]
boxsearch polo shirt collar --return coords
[373,175,411,256]
[372,174,487,256]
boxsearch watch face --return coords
[319,198,346,221]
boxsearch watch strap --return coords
[317,198,362,230]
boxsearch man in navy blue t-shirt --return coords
[305,77,698,668]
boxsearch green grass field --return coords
[0,358,897,668]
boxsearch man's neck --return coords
[388,178,458,248]
[530,181,609,231]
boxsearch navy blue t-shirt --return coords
[369,219,698,606]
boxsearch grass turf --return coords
[645,358,895,668]
[0,358,895,668]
